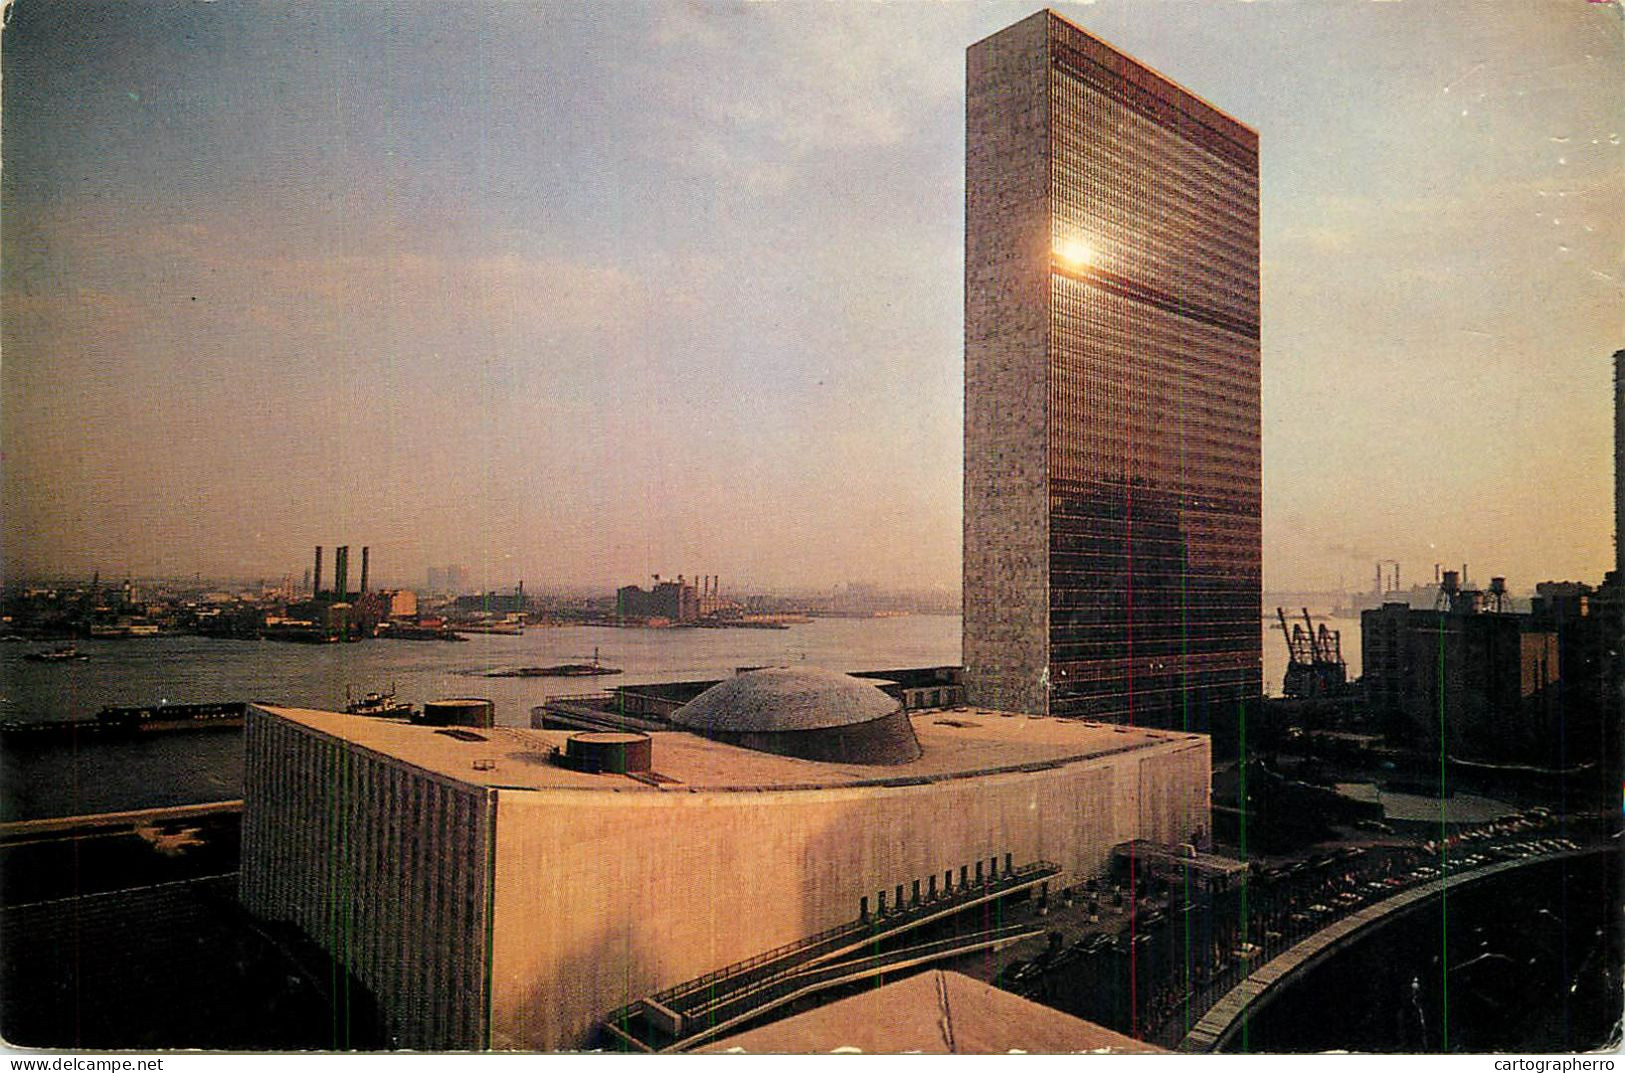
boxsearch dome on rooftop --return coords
[673,667,897,733]
[672,666,921,766]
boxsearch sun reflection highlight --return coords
[1054,238,1096,269]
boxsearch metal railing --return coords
[670,923,1046,1051]
[651,921,863,1012]
[684,923,1042,1026]
[603,859,1061,1041]
[628,859,1058,1017]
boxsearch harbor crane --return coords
[1276,607,1348,699]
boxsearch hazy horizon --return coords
[5,1,1621,595]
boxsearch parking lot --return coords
[952,805,1603,1047]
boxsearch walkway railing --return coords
[602,859,1060,1051]
[1168,846,1601,1053]
[668,923,1046,1053]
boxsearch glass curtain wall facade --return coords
[966,11,1260,727]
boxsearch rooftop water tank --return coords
[418,698,495,729]
[559,731,653,774]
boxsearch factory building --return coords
[387,589,418,620]
[962,10,1262,725]
[1362,572,1560,764]
[287,543,390,639]
[239,668,1210,1050]
[452,582,527,616]
[1528,581,1618,777]
[615,575,705,623]
[308,544,372,602]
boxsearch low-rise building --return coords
[615,575,698,623]
[387,589,418,619]
[1362,580,1560,764]
[239,668,1211,1050]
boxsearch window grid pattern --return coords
[239,710,493,1049]
[1044,45,1261,726]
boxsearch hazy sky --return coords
[4,1,1621,594]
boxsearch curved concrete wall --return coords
[239,707,1209,1052]
[489,737,1208,1049]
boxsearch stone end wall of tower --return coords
[964,11,1054,715]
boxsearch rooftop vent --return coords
[416,698,495,729]
[556,731,653,775]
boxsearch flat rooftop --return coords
[255,705,1204,795]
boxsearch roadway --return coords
[1176,844,1610,1053]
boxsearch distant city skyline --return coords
[4,2,1622,593]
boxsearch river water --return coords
[0,616,959,820]
[0,615,1350,820]
[1,616,963,727]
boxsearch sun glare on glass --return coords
[1055,238,1096,269]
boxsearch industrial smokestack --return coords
[360,546,370,595]
[1374,562,1382,598]
[1393,563,1400,592]
[314,546,324,596]
[335,546,350,601]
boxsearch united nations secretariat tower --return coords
[964,11,1261,727]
